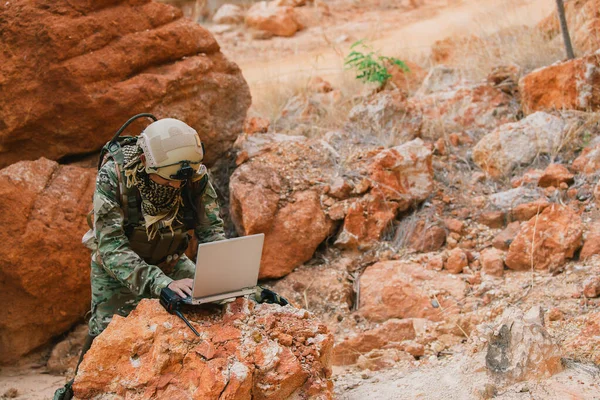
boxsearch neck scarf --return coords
[122,144,183,240]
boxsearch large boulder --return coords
[245,1,303,37]
[359,261,467,322]
[505,205,583,272]
[0,158,95,363]
[519,53,600,114]
[73,298,334,399]
[0,0,251,169]
[473,112,568,178]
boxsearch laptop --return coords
[183,233,264,305]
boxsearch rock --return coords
[0,159,95,363]
[510,199,551,222]
[385,60,428,94]
[243,116,270,135]
[471,307,562,382]
[492,221,521,251]
[274,0,312,7]
[520,53,600,114]
[245,2,303,37]
[572,142,600,174]
[505,205,583,272]
[562,312,600,365]
[270,260,354,330]
[537,0,600,56]
[274,90,340,132]
[328,177,353,200]
[473,112,569,178]
[444,218,464,234]
[480,248,505,277]
[0,0,251,169]
[347,90,419,141]
[488,187,543,211]
[47,325,89,374]
[487,64,520,95]
[213,4,245,24]
[580,222,600,260]
[367,139,434,210]
[445,248,468,274]
[412,83,517,140]
[537,164,574,188]
[430,36,483,64]
[334,193,399,249]
[333,319,416,365]
[583,277,600,298]
[478,211,506,229]
[73,298,333,399]
[230,178,333,278]
[417,65,466,95]
[406,221,447,253]
[356,348,413,371]
[359,261,467,322]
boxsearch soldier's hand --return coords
[168,278,193,298]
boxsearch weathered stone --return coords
[505,205,583,272]
[572,142,600,174]
[444,218,464,234]
[510,199,551,221]
[583,277,600,298]
[333,319,416,365]
[359,261,467,322]
[473,112,568,178]
[0,158,95,363]
[356,348,413,371]
[562,312,600,365]
[328,177,353,200]
[367,139,434,210]
[0,0,251,168]
[213,4,245,24]
[406,221,447,253]
[243,116,270,135]
[480,248,505,277]
[445,248,467,274]
[478,211,506,229]
[520,53,600,114]
[581,222,600,260]
[471,306,562,382]
[538,164,574,188]
[246,1,303,37]
[335,193,398,249]
[73,299,334,399]
[492,221,521,251]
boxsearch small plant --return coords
[344,40,409,86]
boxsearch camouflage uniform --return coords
[84,159,225,336]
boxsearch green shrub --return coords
[344,40,409,86]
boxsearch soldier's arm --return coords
[94,161,173,297]
[194,178,226,243]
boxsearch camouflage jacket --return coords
[84,159,226,298]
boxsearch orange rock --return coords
[0,0,251,169]
[445,248,467,274]
[73,299,334,399]
[333,319,416,365]
[505,205,583,272]
[328,177,353,200]
[444,218,464,234]
[246,2,303,37]
[243,116,270,135]
[492,221,521,251]
[359,261,467,322]
[0,159,95,363]
[510,199,551,221]
[538,164,574,188]
[572,143,600,174]
[581,223,600,260]
[478,210,506,229]
[480,248,505,277]
[367,139,434,210]
[335,193,399,249]
[519,53,600,115]
[426,254,444,271]
[583,277,600,298]
[407,221,447,253]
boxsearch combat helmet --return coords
[138,118,206,181]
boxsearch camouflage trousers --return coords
[88,255,195,336]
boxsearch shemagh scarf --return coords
[122,144,183,240]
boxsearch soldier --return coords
[55,117,226,400]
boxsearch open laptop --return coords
[183,233,264,305]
